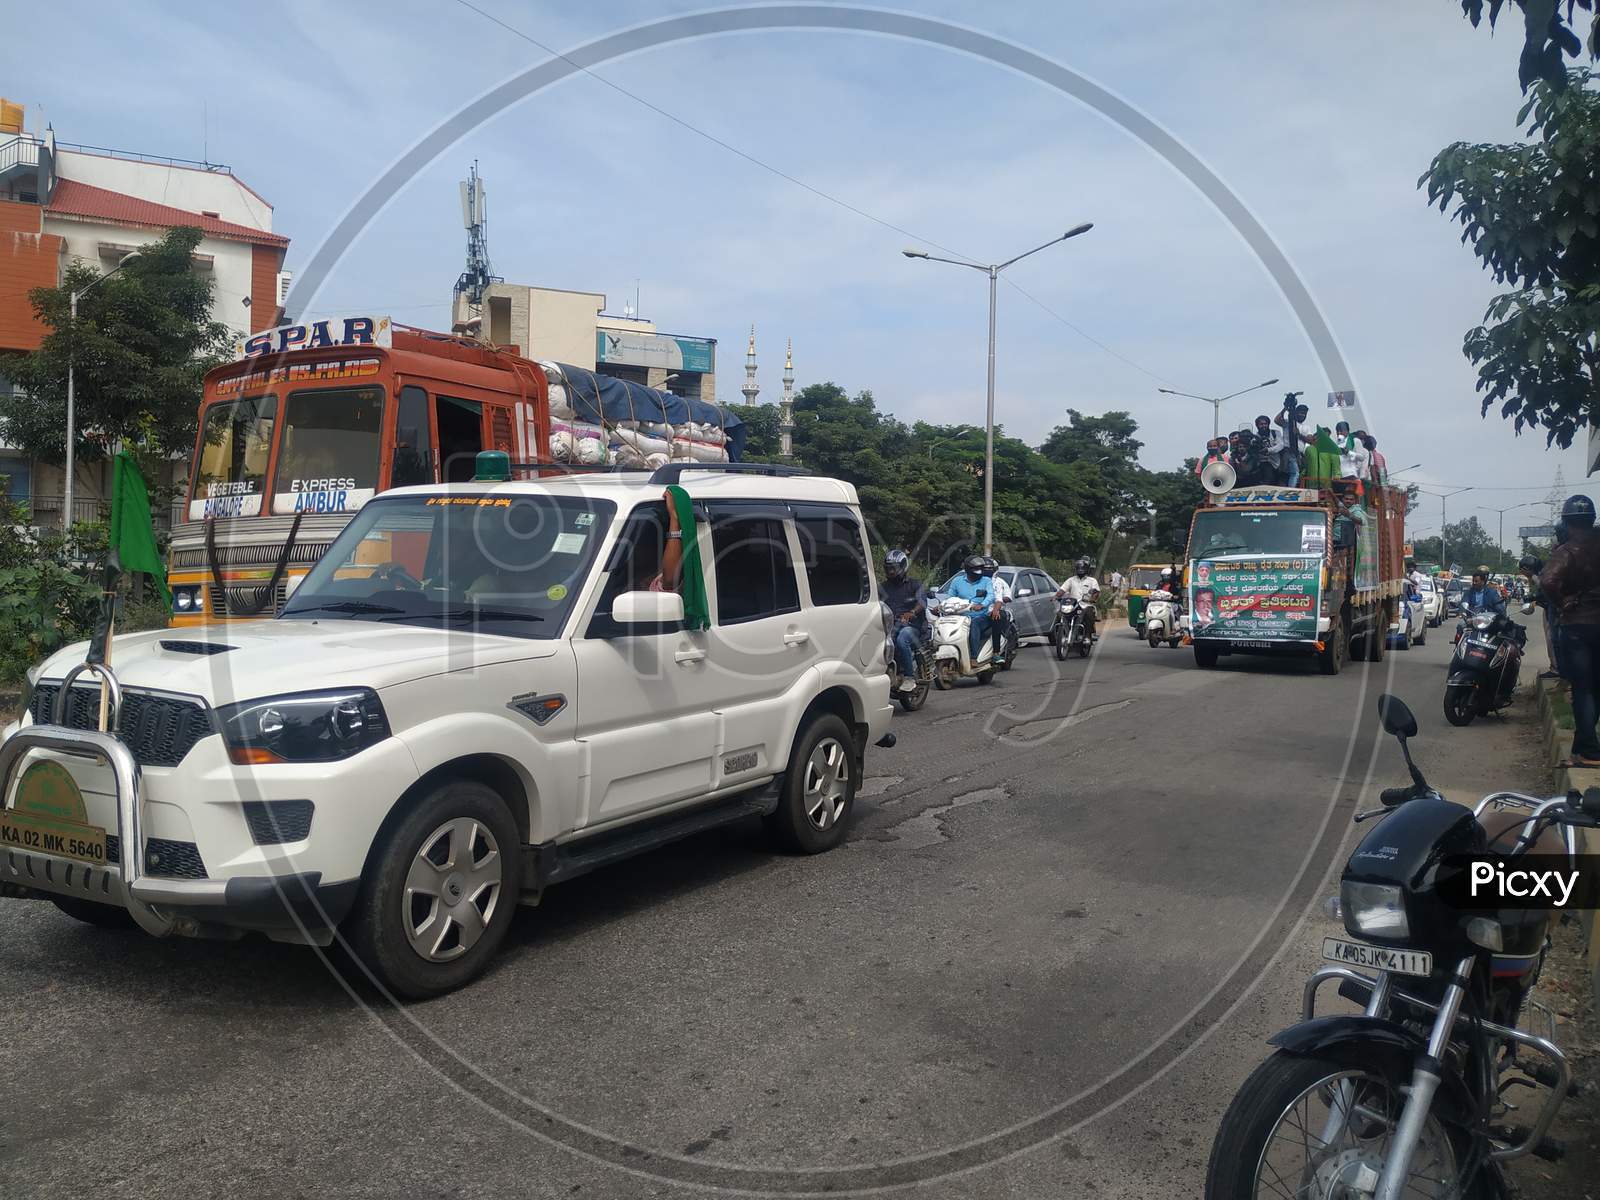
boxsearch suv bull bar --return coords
[0,662,228,935]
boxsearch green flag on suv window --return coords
[665,484,710,630]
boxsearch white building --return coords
[0,109,289,525]
[453,282,717,402]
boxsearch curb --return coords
[1534,672,1600,1007]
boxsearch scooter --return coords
[1143,590,1182,649]
[1052,596,1093,660]
[1443,604,1525,726]
[929,594,1002,688]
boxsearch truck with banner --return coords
[1185,481,1406,675]
[168,317,744,625]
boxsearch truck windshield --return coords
[190,394,276,520]
[272,385,385,515]
[1191,510,1323,557]
[280,493,615,639]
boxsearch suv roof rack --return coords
[647,462,811,485]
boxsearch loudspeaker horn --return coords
[1201,459,1237,495]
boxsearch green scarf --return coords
[666,484,711,630]
[1304,429,1343,485]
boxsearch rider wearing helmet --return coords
[1056,556,1102,641]
[980,555,1014,660]
[1541,494,1600,766]
[879,548,928,693]
[945,552,1000,662]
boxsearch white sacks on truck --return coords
[539,361,743,468]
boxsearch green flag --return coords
[109,452,171,611]
[665,484,710,631]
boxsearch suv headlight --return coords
[217,688,389,764]
[1341,880,1409,939]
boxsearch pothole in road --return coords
[999,698,1136,743]
[876,786,1010,850]
[857,775,903,798]
[931,709,983,726]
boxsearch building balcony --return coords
[0,130,52,196]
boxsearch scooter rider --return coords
[945,553,999,661]
[879,548,928,694]
[1462,566,1506,617]
[1057,557,1102,642]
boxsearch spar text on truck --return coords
[1185,481,1406,674]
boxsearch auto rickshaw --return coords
[1124,563,1174,630]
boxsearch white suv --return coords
[0,462,894,996]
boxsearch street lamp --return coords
[1157,378,1279,440]
[903,222,1094,553]
[1436,485,1473,573]
[64,250,140,526]
[1478,500,1542,568]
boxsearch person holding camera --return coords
[1274,395,1314,487]
[1253,414,1288,485]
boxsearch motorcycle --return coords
[882,604,933,712]
[1207,692,1594,1199]
[928,593,1002,688]
[1444,606,1525,726]
[1143,589,1182,649]
[1053,595,1094,660]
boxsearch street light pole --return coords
[1156,378,1280,441]
[1477,501,1541,568]
[63,250,140,527]
[904,222,1094,554]
[1438,486,1472,573]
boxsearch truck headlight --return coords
[1341,880,1409,939]
[217,688,389,764]
[172,585,202,613]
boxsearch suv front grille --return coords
[242,800,314,845]
[30,684,214,768]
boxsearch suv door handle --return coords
[783,631,811,646]
[674,648,707,664]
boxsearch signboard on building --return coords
[1327,390,1357,409]
[1519,524,1557,539]
[596,330,714,374]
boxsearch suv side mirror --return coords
[613,590,685,628]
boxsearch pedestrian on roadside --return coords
[1109,567,1124,597]
[1521,551,1560,682]
[1539,496,1600,769]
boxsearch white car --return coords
[1388,592,1427,650]
[0,461,894,996]
[1415,577,1444,627]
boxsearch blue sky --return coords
[13,0,1593,543]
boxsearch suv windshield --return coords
[272,385,385,515]
[280,494,615,638]
[190,394,276,519]
[1191,510,1324,557]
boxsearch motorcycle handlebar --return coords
[1380,786,1413,807]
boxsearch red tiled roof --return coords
[45,178,288,248]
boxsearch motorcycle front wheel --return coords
[934,660,956,690]
[1053,622,1068,661]
[1444,684,1477,727]
[1148,629,1162,648]
[1205,1049,1485,1200]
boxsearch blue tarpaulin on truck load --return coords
[550,363,746,461]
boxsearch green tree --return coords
[1459,1,1597,91]
[1140,464,1206,558]
[1040,409,1146,529]
[1420,68,1600,447]
[0,226,234,481]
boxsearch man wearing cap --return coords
[1541,495,1600,768]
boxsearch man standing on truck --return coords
[1541,496,1600,768]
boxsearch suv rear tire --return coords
[343,780,522,999]
[766,713,857,854]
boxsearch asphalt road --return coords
[0,620,1552,1198]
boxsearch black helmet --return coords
[963,554,986,580]
[1076,556,1093,575]
[1561,494,1596,525]
[885,548,909,580]
[979,555,998,576]
[1519,553,1543,575]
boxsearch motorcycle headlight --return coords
[1341,880,1409,939]
[1472,612,1494,631]
[217,688,389,765]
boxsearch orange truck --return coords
[1185,481,1407,675]
[168,317,552,624]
